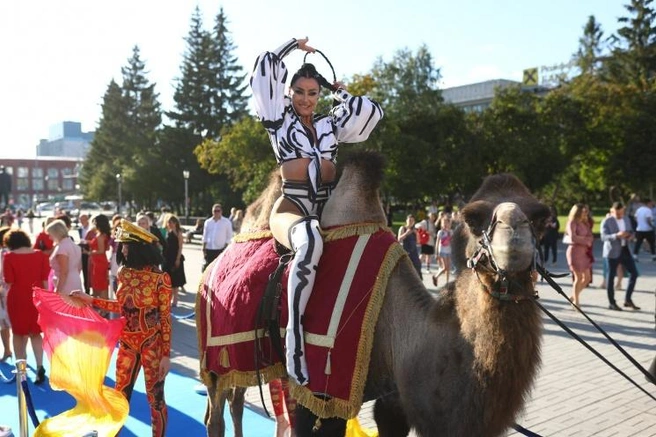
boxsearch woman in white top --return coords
[251,37,383,385]
[46,219,83,295]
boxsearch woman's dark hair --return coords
[117,242,163,269]
[168,214,181,234]
[291,63,336,91]
[92,214,111,237]
[4,229,32,250]
[55,213,72,229]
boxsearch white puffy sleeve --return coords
[250,39,299,130]
[330,89,384,143]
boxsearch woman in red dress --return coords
[87,214,111,301]
[2,229,49,383]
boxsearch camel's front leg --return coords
[227,387,246,437]
[374,396,410,437]
[204,373,227,437]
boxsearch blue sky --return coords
[0,0,629,159]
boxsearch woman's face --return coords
[137,217,150,230]
[291,77,320,118]
[121,244,129,257]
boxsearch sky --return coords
[0,0,629,159]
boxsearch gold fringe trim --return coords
[322,223,391,242]
[289,241,406,420]
[233,230,273,243]
[214,363,287,392]
[197,263,214,385]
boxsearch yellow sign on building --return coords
[523,68,538,86]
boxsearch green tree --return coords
[575,15,606,75]
[361,46,480,203]
[80,46,162,209]
[165,6,251,213]
[168,6,214,136]
[195,116,273,204]
[474,86,564,192]
[606,0,656,89]
[80,80,129,201]
[119,46,163,207]
[209,7,250,134]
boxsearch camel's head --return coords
[452,174,550,274]
[321,150,387,228]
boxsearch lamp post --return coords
[183,170,190,223]
[116,174,122,215]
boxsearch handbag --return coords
[562,233,572,245]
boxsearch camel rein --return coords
[467,218,656,404]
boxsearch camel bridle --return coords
[466,209,540,303]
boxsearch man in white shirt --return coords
[202,203,233,271]
[633,199,655,261]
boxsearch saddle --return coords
[197,223,406,420]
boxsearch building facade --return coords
[36,121,94,158]
[441,79,551,112]
[0,157,82,209]
[441,79,522,112]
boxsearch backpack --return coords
[417,227,430,245]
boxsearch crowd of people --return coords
[397,208,458,288]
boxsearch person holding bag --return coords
[565,204,594,307]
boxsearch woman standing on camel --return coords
[250,36,383,385]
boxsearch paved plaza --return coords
[170,235,656,436]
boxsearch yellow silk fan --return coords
[33,288,128,437]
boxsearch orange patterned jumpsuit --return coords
[92,266,172,437]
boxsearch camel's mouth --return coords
[488,205,536,272]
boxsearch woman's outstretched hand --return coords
[297,37,315,53]
[333,81,346,91]
[69,290,92,305]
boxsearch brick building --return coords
[0,157,82,209]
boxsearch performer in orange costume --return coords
[73,219,172,437]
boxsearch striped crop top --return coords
[250,38,383,199]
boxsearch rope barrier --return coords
[512,423,543,437]
[0,363,15,384]
[172,310,195,320]
[20,379,40,427]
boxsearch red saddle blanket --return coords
[197,223,406,420]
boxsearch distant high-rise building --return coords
[36,121,94,158]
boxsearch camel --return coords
[198,151,549,436]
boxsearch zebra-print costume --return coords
[250,38,383,208]
[251,39,383,386]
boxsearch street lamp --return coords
[183,170,190,223]
[116,174,122,215]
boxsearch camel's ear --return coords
[524,202,551,236]
[460,200,494,236]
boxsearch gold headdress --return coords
[114,219,158,244]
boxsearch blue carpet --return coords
[0,352,273,436]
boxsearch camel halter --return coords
[466,208,540,302]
